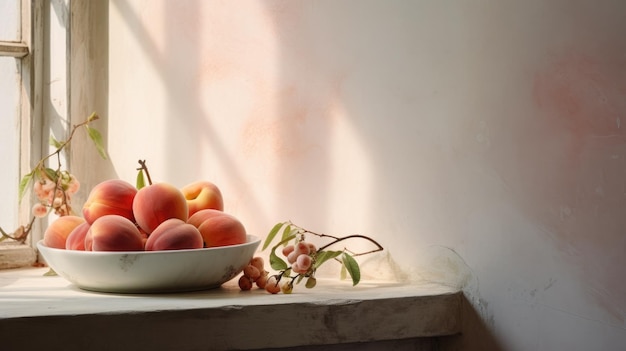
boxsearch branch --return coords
[316,234,384,257]
[36,117,97,171]
[287,222,384,257]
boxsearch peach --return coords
[133,182,189,234]
[65,222,90,250]
[84,230,93,251]
[144,218,203,251]
[187,209,247,248]
[181,180,224,217]
[82,179,137,224]
[43,215,86,249]
[186,208,224,228]
[86,215,144,251]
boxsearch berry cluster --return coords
[283,241,316,274]
[239,239,319,294]
[1,112,104,245]
[238,257,269,291]
[32,171,80,217]
[236,221,384,295]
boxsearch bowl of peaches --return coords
[37,179,261,293]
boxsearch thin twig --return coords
[315,234,384,256]
[286,221,383,256]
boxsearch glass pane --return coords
[0,0,21,42]
[0,56,20,232]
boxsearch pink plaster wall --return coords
[107,1,626,349]
[532,50,626,322]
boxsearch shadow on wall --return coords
[341,241,506,350]
[110,0,273,227]
[392,246,506,351]
[400,246,506,351]
[441,295,506,351]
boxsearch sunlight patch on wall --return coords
[326,99,374,254]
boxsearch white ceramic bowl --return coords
[37,235,261,293]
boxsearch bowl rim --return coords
[37,234,261,256]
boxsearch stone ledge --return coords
[0,243,36,269]
[0,267,462,350]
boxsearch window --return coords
[1,1,100,269]
[0,1,24,236]
[0,0,40,269]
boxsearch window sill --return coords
[0,243,36,269]
[1,267,462,350]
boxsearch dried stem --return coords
[0,216,36,244]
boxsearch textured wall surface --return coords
[105,1,626,349]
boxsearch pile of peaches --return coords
[42,179,247,252]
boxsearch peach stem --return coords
[137,160,153,185]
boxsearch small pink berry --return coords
[243,264,261,281]
[287,251,298,264]
[32,203,48,218]
[282,244,295,257]
[42,178,56,192]
[265,276,281,294]
[238,275,253,291]
[294,242,310,256]
[296,254,312,272]
[291,262,302,274]
[67,176,80,194]
[250,256,264,269]
[255,273,268,289]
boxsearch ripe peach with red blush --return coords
[132,182,188,234]
[82,179,137,224]
[186,208,225,228]
[86,215,144,251]
[144,218,203,251]
[187,209,247,248]
[65,222,90,250]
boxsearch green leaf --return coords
[342,253,361,286]
[43,268,57,276]
[44,168,58,182]
[274,234,297,248]
[49,135,63,149]
[269,246,288,270]
[268,233,298,270]
[263,222,285,250]
[340,262,347,280]
[85,125,108,160]
[305,276,317,289]
[313,250,342,269]
[136,169,146,190]
[18,171,34,203]
[280,224,291,244]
